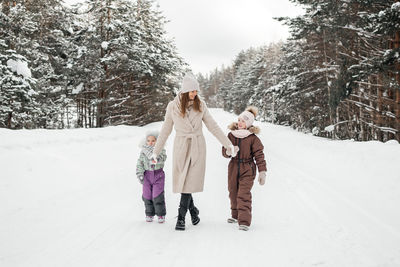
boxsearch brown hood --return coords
[228,122,260,134]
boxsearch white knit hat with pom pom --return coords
[239,106,258,128]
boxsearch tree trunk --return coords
[77,98,81,127]
[66,104,70,128]
[377,75,383,141]
[83,93,87,128]
[88,98,92,128]
[7,112,12,129]
[394,31,400,142]
[322,29,334,137]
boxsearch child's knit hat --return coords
[145,130,159,139]
[138,130,159,147]
[180,72,199,93]
[239,106,258,128]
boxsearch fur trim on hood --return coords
[138,130,160,148]
[228,122,260,134]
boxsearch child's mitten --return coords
[137,175,144,184]
[258,171,266,185]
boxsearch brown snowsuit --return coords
[222,123,267,226]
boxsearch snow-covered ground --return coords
[1,109,399,267]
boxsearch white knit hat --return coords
[145,130,159,139]
[180,73,199,93]
[239,111,255,128]
[238,106,258,128]
[138,130,159,147]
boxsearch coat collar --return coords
[228,122,260,134]
[172,94,205,131]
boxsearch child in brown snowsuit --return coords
[222,106,267,231]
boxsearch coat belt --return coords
[175,132,202,138]
[175,132,203,163]
[231,158,253,163]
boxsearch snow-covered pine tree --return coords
[214,47,259,115]
[0,41,38,128]
[198,68,226,108]
[203,45,282,116]
[248,43,282,123]
[195,0,399,142]
[216,66,235,112]
[0,4,40,129]
[346,1,400,141]
[71,0,185,127]
[230,48,261,114]
[3,0,73,129]
[276,0,351,137]
[109,0,185,126]
[273,0,400,141]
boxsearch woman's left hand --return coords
[150,153,158,164]
[232,146,239,157]
[225,145,233,156]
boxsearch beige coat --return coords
[154,95,232,193]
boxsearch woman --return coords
[152,73,237,231]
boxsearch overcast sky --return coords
[65,0,304,74]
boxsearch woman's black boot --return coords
[175,215,185,231]
[175,193,191,231]
[189,198,200,225]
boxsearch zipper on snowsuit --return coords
[236,138,241,186]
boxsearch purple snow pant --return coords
[142,168,166,217]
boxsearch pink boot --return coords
[158,216,165,223]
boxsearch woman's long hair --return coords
[179,92,202,117]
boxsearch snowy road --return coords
[1,109,400,266]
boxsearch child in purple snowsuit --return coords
[136,131,167,223]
